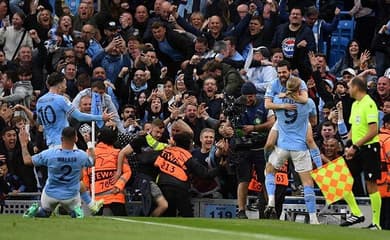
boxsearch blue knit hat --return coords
[241,82,257,95]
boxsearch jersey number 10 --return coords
[38,105,57,125]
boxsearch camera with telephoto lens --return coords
[222,95,267,150]
[222,94,244,130]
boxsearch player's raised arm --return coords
[19,130,33,165]
[70,107,114,122]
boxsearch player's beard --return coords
[280,75,289,85]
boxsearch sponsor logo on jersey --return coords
[282,37,295,58]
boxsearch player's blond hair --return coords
[285,76,301,97]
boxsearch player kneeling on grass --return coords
[20,127,96,218]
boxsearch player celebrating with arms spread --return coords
[37,72,114,147]
[36,72,113,214]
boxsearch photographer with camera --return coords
[230,82,275,219]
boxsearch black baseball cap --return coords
[104,21,119,30]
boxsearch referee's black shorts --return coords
[350,142,381,181]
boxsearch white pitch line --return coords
[110,217,298,240]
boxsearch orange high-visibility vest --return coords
[83,143,131,204]
[154,146,192,181]
[248,160,288,192]
[275,161,289,186]
[378,128,390,198]
[248,169,262,192]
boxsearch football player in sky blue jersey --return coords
[264,76,319,224]
[36,72,107,214]
[263,60,321,223]
[264,60,322,168]
[36,72,113,147]
[20,127,94,218]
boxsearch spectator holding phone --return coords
[120,104,141,135]
[92,31,132,85]
[101,21,120,48]
[134,48,165,90]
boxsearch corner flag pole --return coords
[91,121,96,201]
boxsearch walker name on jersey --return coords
[57,157,77,163]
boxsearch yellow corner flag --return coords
[311,156,354,204]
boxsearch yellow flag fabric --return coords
[311,156,354,204]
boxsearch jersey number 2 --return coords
[59,165,72,182]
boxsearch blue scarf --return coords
[130,81,147,93]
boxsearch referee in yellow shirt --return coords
[344,76,382,230]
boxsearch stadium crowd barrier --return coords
[1,192,41,214]
[281,196,372,226]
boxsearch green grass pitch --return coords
[0,215,388,240]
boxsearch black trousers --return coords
[160,185,193,217]
[380,197,390,230]
[96,202,127,216]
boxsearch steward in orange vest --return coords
[154,132,222,217]
[83,127,131,216]
[378,114,390,229]
[378,119,390,198]
[117,119,168,217]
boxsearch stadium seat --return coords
[337,20,355,39]
[329,49,345,69]
[336,11,356,38]
[328,11,355,68]
[330,36,349,49]
[329,36,349,67]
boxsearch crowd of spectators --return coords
[0,0,389,222]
